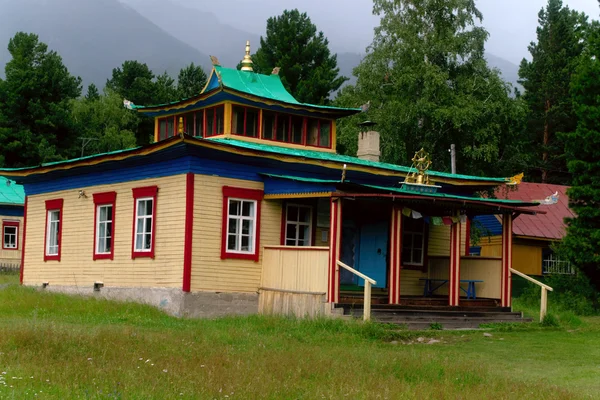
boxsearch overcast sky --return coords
[181,0,599,64]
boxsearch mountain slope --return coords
[121,0,259,70]
[0,0,211,90]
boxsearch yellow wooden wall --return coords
[427,223,468,256]
[23,176,186,288]
[428,257,501,299]
[261,246,329,293]
[479,235,543,275]
[190,175,281,293]
[0,215,24,264]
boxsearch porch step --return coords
[334,303,532,330]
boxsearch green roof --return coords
[214,66,360,112]
[262,174,537,207]
[0,177,24,206]
[209,138,507,183]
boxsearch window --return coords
[132,186,158,259]
[205,105,224,137]
[44,199,63,261]
[232,105,259,138]
[194,110,204,137]
[402,216,425,266]
[221,186,263,261]
[262,112,276,140]
[2,221,19,250]
[290,116,304,144]
[285,204,312,246]
[93,192,116,260]
[158,117,176,141]
[275,114,289,141]
[307,118,332,148]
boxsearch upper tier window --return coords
[232,105,259,138]
[162,105,223,139]
[262,112,332,148]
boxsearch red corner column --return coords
[182,173,194,292]
[328,197,342,303]
[448,216,462,306]
[388,206,403,304]
[501,213,513,308]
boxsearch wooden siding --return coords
[0,216,23,264]
[261,246,329,293]
[190,176,281,293]
[479,235,543,276]
[23,176,186,288]
[427,223,467,257]
[399,269,427,296]
[429,257,501,299]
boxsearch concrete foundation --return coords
[38,285,258,318]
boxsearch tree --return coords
[106,60,156,106]
[518,0,589,184]
[560,22,600,291]
[177,62,207,99]
[335,0,527,177]
[71,89,137,156]
[85,83,100,101]
[252,9,347,104]
[154,71,178,104]
[0,32,82,167]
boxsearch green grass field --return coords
[0,283,598,399]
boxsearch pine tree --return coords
[177,62,207,99]
[518,0,589,184]
[85,83,100,101]
[560,22,600,291]
[335,0,528,177]
[0,32,82,167]
[252,9,347,105]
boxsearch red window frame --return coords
[221,186,263,262]
[93,191,117,260]
[205,105,225,137]
[231,105,260,138]
[2,220,19,250]
[131,186,158,259]
[305,118,333,149]
[44,199,63,262]
[158,116,177,141]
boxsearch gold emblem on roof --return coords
[240,41,254,72]
[405,148,433,185]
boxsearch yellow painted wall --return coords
[428,257,501,299]
[261,246,329,293]
[427,223,467,257]
[23,176,187,288]
[191,175,281,293]
[479,236,543,276]
[0,216,24,264]
[399,269,427,296]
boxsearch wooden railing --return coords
[336,261,376,321]
[511,268,554,322]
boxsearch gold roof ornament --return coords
[507,172,524,186]
[209,55,221,66]
[402,148,441,194]
[240,40,254,72]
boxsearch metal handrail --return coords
[511,268,553,322]
[337,261,377,321]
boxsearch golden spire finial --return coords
[240,40,254,72]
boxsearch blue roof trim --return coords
[263,176,337,196]
[473,215,503,237]
[0,206,24,217]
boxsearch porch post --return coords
[328,197,342,303]
[501,213,513,308]
[388,206,403,304]
[448,215,462,306]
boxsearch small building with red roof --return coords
[475,183,575,276]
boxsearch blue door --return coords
[357,221,388,288]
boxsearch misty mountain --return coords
[0,0,211,90]
[485,53,522,92]
[120,0,259,70]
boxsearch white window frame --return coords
[3,224,18,249]
[95,204,113,255]
[226,198,257,254]
[285,204,313,246]
[46,209,60,256]
[402,220,425,266]
[134,197,154,253]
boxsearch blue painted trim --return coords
[263,177,337,195]
[0,206,24,217]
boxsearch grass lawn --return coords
[0,285,598,399]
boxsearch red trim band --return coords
[20,197,27,284]
[44,198,64,262]
[131,186,158,259]
[93,191,117,261]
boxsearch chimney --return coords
[357,121,380,162]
